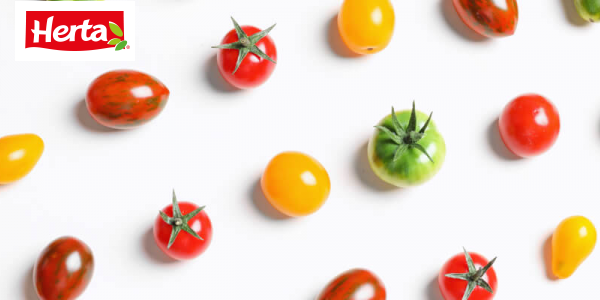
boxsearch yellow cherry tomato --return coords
[338,0,395,55]
[261,151,331,217]
[0,134,44,184]
[552,216,597,279]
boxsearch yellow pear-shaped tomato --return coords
[552,216,597,279]
[0,134,44,184]
[338,0,395,55]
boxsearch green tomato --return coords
[368,103,446,187]
[575,0,600,22]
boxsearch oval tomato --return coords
[552,216,597,279]
[318,269,386,300]
[213,18,277,89]
[34,236,94,300]
[368,102,445,187]
[453,0,519,37]
[575,0,600,22]
[439,249,498,300]
[86,70,169,129]
[154,191,213,260]
[337,0,395,54]
[261,151,331,217]
[498,94,560,157]
[0,133,44,184]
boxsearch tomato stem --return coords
[159,190,205,249]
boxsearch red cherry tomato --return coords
[34,236,94,300]
[318,269,386,300]
[214,18,277,89]
[439,250,498,300]
[498,94,560,157]
[153,191,213,260]
[86,70,170,129]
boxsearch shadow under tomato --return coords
[543,234,559,281]
[559,0,589,26]
[141,228,178,264]
[354,141,398,192]
[439,0,489,42]
[204,54,241,93]
[22,266,37,300]
[425,276,444,300]
[74,100,120,133]
[487,119,522,161]
[326,15,362,58]
[249,178,291,220]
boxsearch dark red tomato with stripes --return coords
[86,70,169,129]
[453,0,519,38]
[34,236,94,300]
[318,269,386,300]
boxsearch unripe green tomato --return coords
[575,0,600,22]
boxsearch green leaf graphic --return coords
[108,38,121,45]
[109,22,123,37]
[115,40,128,51]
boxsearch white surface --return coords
[1,0,599,299]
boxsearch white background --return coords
[1,0,599,299]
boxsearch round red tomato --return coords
[153,191,213,260]
[318,269,386,300]
[34,236,94,300]
[213,18,277,89]
[86,70,170,129]
[439,249,497,300]
[498,94,560,157]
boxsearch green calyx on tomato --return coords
[212,17,277,74]
[368,101,446,187]
[159,190,205,249]
[375,102,434,162]
[445,248,497,300]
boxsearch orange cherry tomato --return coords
[0,133,44,184]
[338,0,395,55]
[261,151,330,217]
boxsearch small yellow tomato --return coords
[261,152,331,217]
[338,0,395,55]
[552,216,597,279]
[0,134,44,184]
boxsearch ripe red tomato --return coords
[498,94,560,157]
[153,191,213,260]
[439,249,497,300]
[213,18,277,89]
[86,70,170,129]
[318,269,386,300]
[34,236,94,300]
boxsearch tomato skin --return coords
[318,269,386,300]
[338,0,395,54]
[261,152,331,217]
[217,26,277,89]
[439,252,498,300]
[498,94,560,158]
[154,201,213,260]
[368,110,445,187]
[34,237,94,300]
[552,216,597,279]
[575,0,600,22]
[0,133,44,184]
[86,70,169,129]
[453,0,518,38]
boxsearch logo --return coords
[15,1,135,61]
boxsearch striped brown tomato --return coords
[86,70,169,129]
[154,191,213,260]
[318,269,386,300]
[34,236,94,300]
